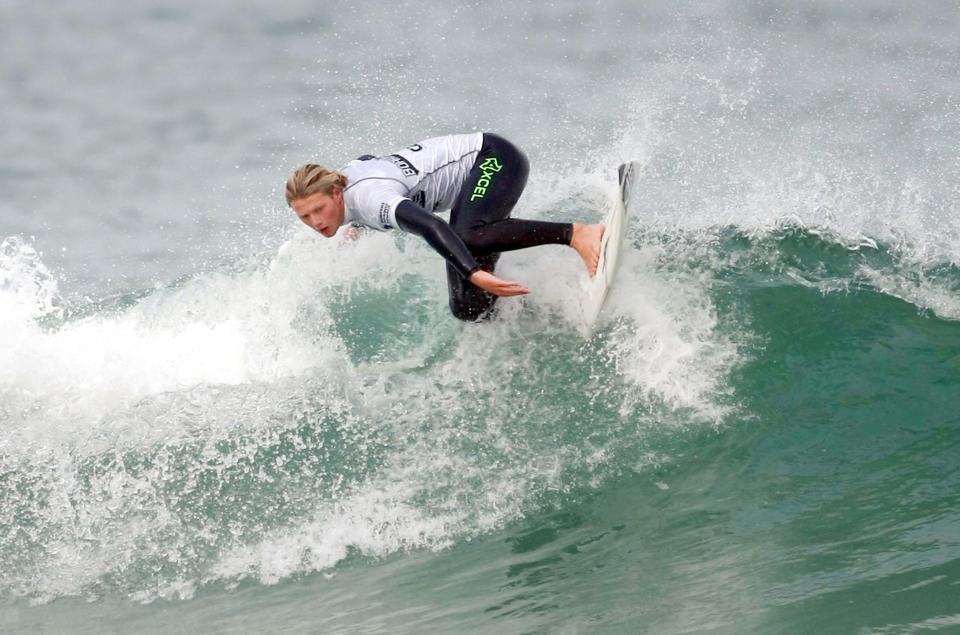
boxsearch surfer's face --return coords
[291,189,345,238]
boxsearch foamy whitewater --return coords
[3,1,960,633]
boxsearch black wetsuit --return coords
[341,132,572,320]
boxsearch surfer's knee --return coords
[446,253,499,321]
[449,297,495,322]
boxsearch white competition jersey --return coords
[340,132,483,231]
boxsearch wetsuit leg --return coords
[446,133,574,321]
[459,218,573,257]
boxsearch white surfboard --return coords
[579,161,638,335]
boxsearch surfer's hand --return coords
[469,270,530,296]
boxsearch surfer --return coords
[285,132,604,321]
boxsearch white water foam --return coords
[0,230,383,432]
[2,158,755,601]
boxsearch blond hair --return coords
[285,164,348,205]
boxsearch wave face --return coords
[3,0,960,632]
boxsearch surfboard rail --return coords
[579,161,639,335]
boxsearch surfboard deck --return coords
[579,161,638,335]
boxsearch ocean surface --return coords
[3,1,960,633]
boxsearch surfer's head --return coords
[286,164,347,238]
[285,164,347,205]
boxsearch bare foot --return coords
[570,222,605,277]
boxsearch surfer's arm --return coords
[395,200,478,278]
[394,200,529,296]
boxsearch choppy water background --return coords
[3,1,960,633]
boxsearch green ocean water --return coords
[4,227,960,633]
[4,0,960,632]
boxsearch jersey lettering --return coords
[379,202,392,228]
[387,154,419,177]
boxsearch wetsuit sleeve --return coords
[394,199,480,279]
